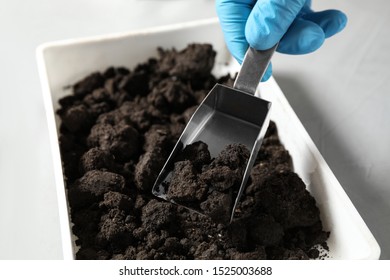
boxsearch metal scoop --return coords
[152,45,277,223]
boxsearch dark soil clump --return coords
[165,142,248,224]
[57,43,329,260]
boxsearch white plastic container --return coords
[36,18,380,260]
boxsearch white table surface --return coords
[0,0,389,259]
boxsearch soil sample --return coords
[165,141,249,224]
[57,43,329,260]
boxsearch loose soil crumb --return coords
[57,43,329,260]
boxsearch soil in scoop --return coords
[164,141,250,224]
[57,43,329,260]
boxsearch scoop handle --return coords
[233,44,278,95]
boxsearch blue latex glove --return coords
[216,0,347,81]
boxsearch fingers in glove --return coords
[245,0,307,50]
[216,0,252,63]
[302,10,348,38]
[278,18,325,54]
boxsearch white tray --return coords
[36,18,380,260]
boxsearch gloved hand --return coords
[216,0,347,81]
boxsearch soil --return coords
[165,142,248,224]
[57,43,329,260]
